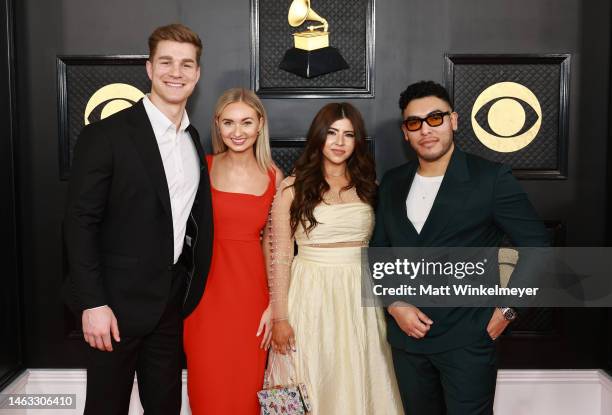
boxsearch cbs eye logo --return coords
[470,82,542,153]
[84,83,145,125]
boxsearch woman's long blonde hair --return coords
[211,88,273,172]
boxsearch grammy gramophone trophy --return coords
[279,0,349,78]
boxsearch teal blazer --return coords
[372,147,549,353]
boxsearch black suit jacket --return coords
[63,100,213,336]
[372,146,549,353]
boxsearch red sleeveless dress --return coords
[184,155,275,414]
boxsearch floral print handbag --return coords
[257,351,312,414]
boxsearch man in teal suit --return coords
[372,81,549,414]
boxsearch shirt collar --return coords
[142,94,190,139]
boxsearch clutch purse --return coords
[257,351,312,415]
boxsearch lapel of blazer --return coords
[186,124,210,200]
[186,124,205,168]
[187,124,206,171]
[126,100,172,218]
[417,146,473,245]
[389,160,420,244]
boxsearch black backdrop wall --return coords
[6,0,612,370]
[1,0,23,389]
[607,4,612,374]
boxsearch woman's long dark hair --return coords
[290,103,376,236]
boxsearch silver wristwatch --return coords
[498,307,517,321]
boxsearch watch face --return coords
[504,308,516,320]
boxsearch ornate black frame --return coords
[56,55,148,180]
[270,136,374,174]
[250,0,375,98]
[445,54,571,179]
[0,0,24,391]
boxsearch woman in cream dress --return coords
[268,103,403,414]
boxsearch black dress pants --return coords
[392,338,498,415]
[83,270,184,415]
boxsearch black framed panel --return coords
[499,220,565,338]
[271,137,374,175]
[0,0,24,391]
[56,55,150,180]
[500,219,566,247]
[445,54,570,179]
[496,220,567,368]
[251,0,375,98]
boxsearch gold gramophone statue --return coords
[279,0,349,78]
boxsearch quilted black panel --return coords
[271,137,374,176]
[271,146,304,176]
[451,62,561,170]
[257,0,368,88]
[511,308,556,334]
[64,60,150,167]
[500,220,563,336]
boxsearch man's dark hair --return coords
[398,81,453,112]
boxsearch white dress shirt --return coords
[143,95,200,264]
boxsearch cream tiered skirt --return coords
[287,246,404,415]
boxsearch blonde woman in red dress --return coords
[184,88,283,414]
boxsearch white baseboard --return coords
[1,369,611,414]
[494,370,612,415]
[600,370,612,415]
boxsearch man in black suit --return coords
[63,24,213,414]
[372,81,549,414]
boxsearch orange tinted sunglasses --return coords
[402,111,451,131]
